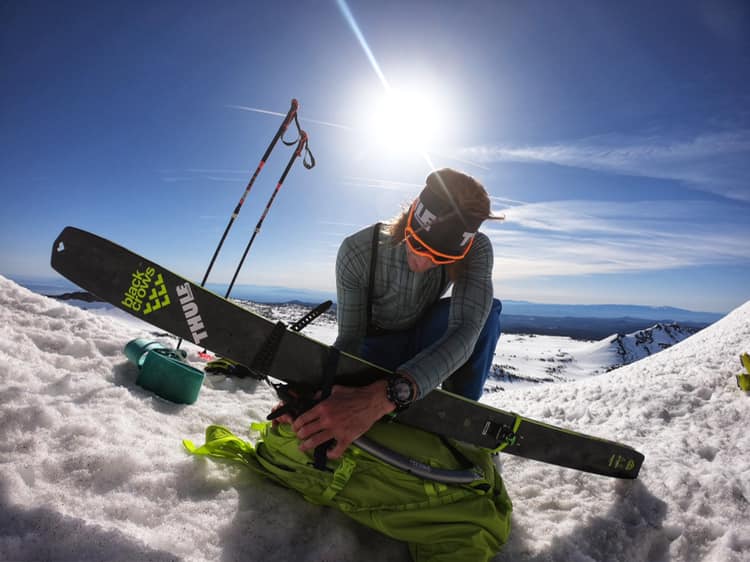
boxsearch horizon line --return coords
[3,272,728,316]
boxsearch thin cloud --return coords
[226,106,487,176]
[159,168,250,184]
[160,175,241,184]
[461,130,750,202]
[160,176,193,183]
[226,104,354,131]
[317,220,362,228]
[226,106,489,174]
[185,168,247,175]
[427,150,491,172]
[490,195,528,207]
[486,199,750,280]
[313,221,366,251]
[340,176,423,192]
[203,177,245,183]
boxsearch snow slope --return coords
[493,305,750,561]
[490,322,697,387]
[602,322,698,366]
[1,274,749,561]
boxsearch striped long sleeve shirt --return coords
[334,223,495,397]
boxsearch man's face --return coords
[405,244,439,273]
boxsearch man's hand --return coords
[291,380,395,459]
[269,401,295,426]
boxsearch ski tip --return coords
[51,227,81,263]
[51,228,71,269]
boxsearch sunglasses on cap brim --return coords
[404,203,475,265]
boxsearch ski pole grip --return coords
[295,130,308,156]
[284,99,299,128]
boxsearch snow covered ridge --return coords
[606,322,698,367]
[2,273,750,561]
[488,323,698,389]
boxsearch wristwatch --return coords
[386,374,415,412]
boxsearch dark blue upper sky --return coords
[2,0,748,312]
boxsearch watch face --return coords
[387,376,414,409]
[394,380,411,401]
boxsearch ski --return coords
[51,226,644,479]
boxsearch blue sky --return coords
[1,0,748,313]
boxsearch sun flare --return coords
[368,88,441,152]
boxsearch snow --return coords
[488,323,697,389]
[493,310,750,561]
[1,273,749,562]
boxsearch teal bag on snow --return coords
[124,338,205,404]
[184,419,513,562]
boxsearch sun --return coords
[368,88,441,152]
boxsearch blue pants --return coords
[360,298,503,400]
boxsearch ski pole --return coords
[199,99,300,288]
[194,130,315,356]
[177,100,299,352]
[225,129,313,299]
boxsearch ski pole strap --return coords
[287,114,315,169]
[301,138,315,169]
[282,113,315,170]
[281,110,302,147]
[281,130,300,147]
[486,414,523,453]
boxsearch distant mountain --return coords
[500,314,711,340]
[593,322,698,370]
[47,291,104,303]
[501,300,722,323]
[488,321,700,388]
[205,283,335,305]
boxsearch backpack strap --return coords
[366,222,448,335]
[320,455,358,501]
[366,223,381,333]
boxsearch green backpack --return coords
[184,420,512,562]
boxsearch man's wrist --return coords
[396,370,419,400]
[369,379,397,415]
[386,373,416,411]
